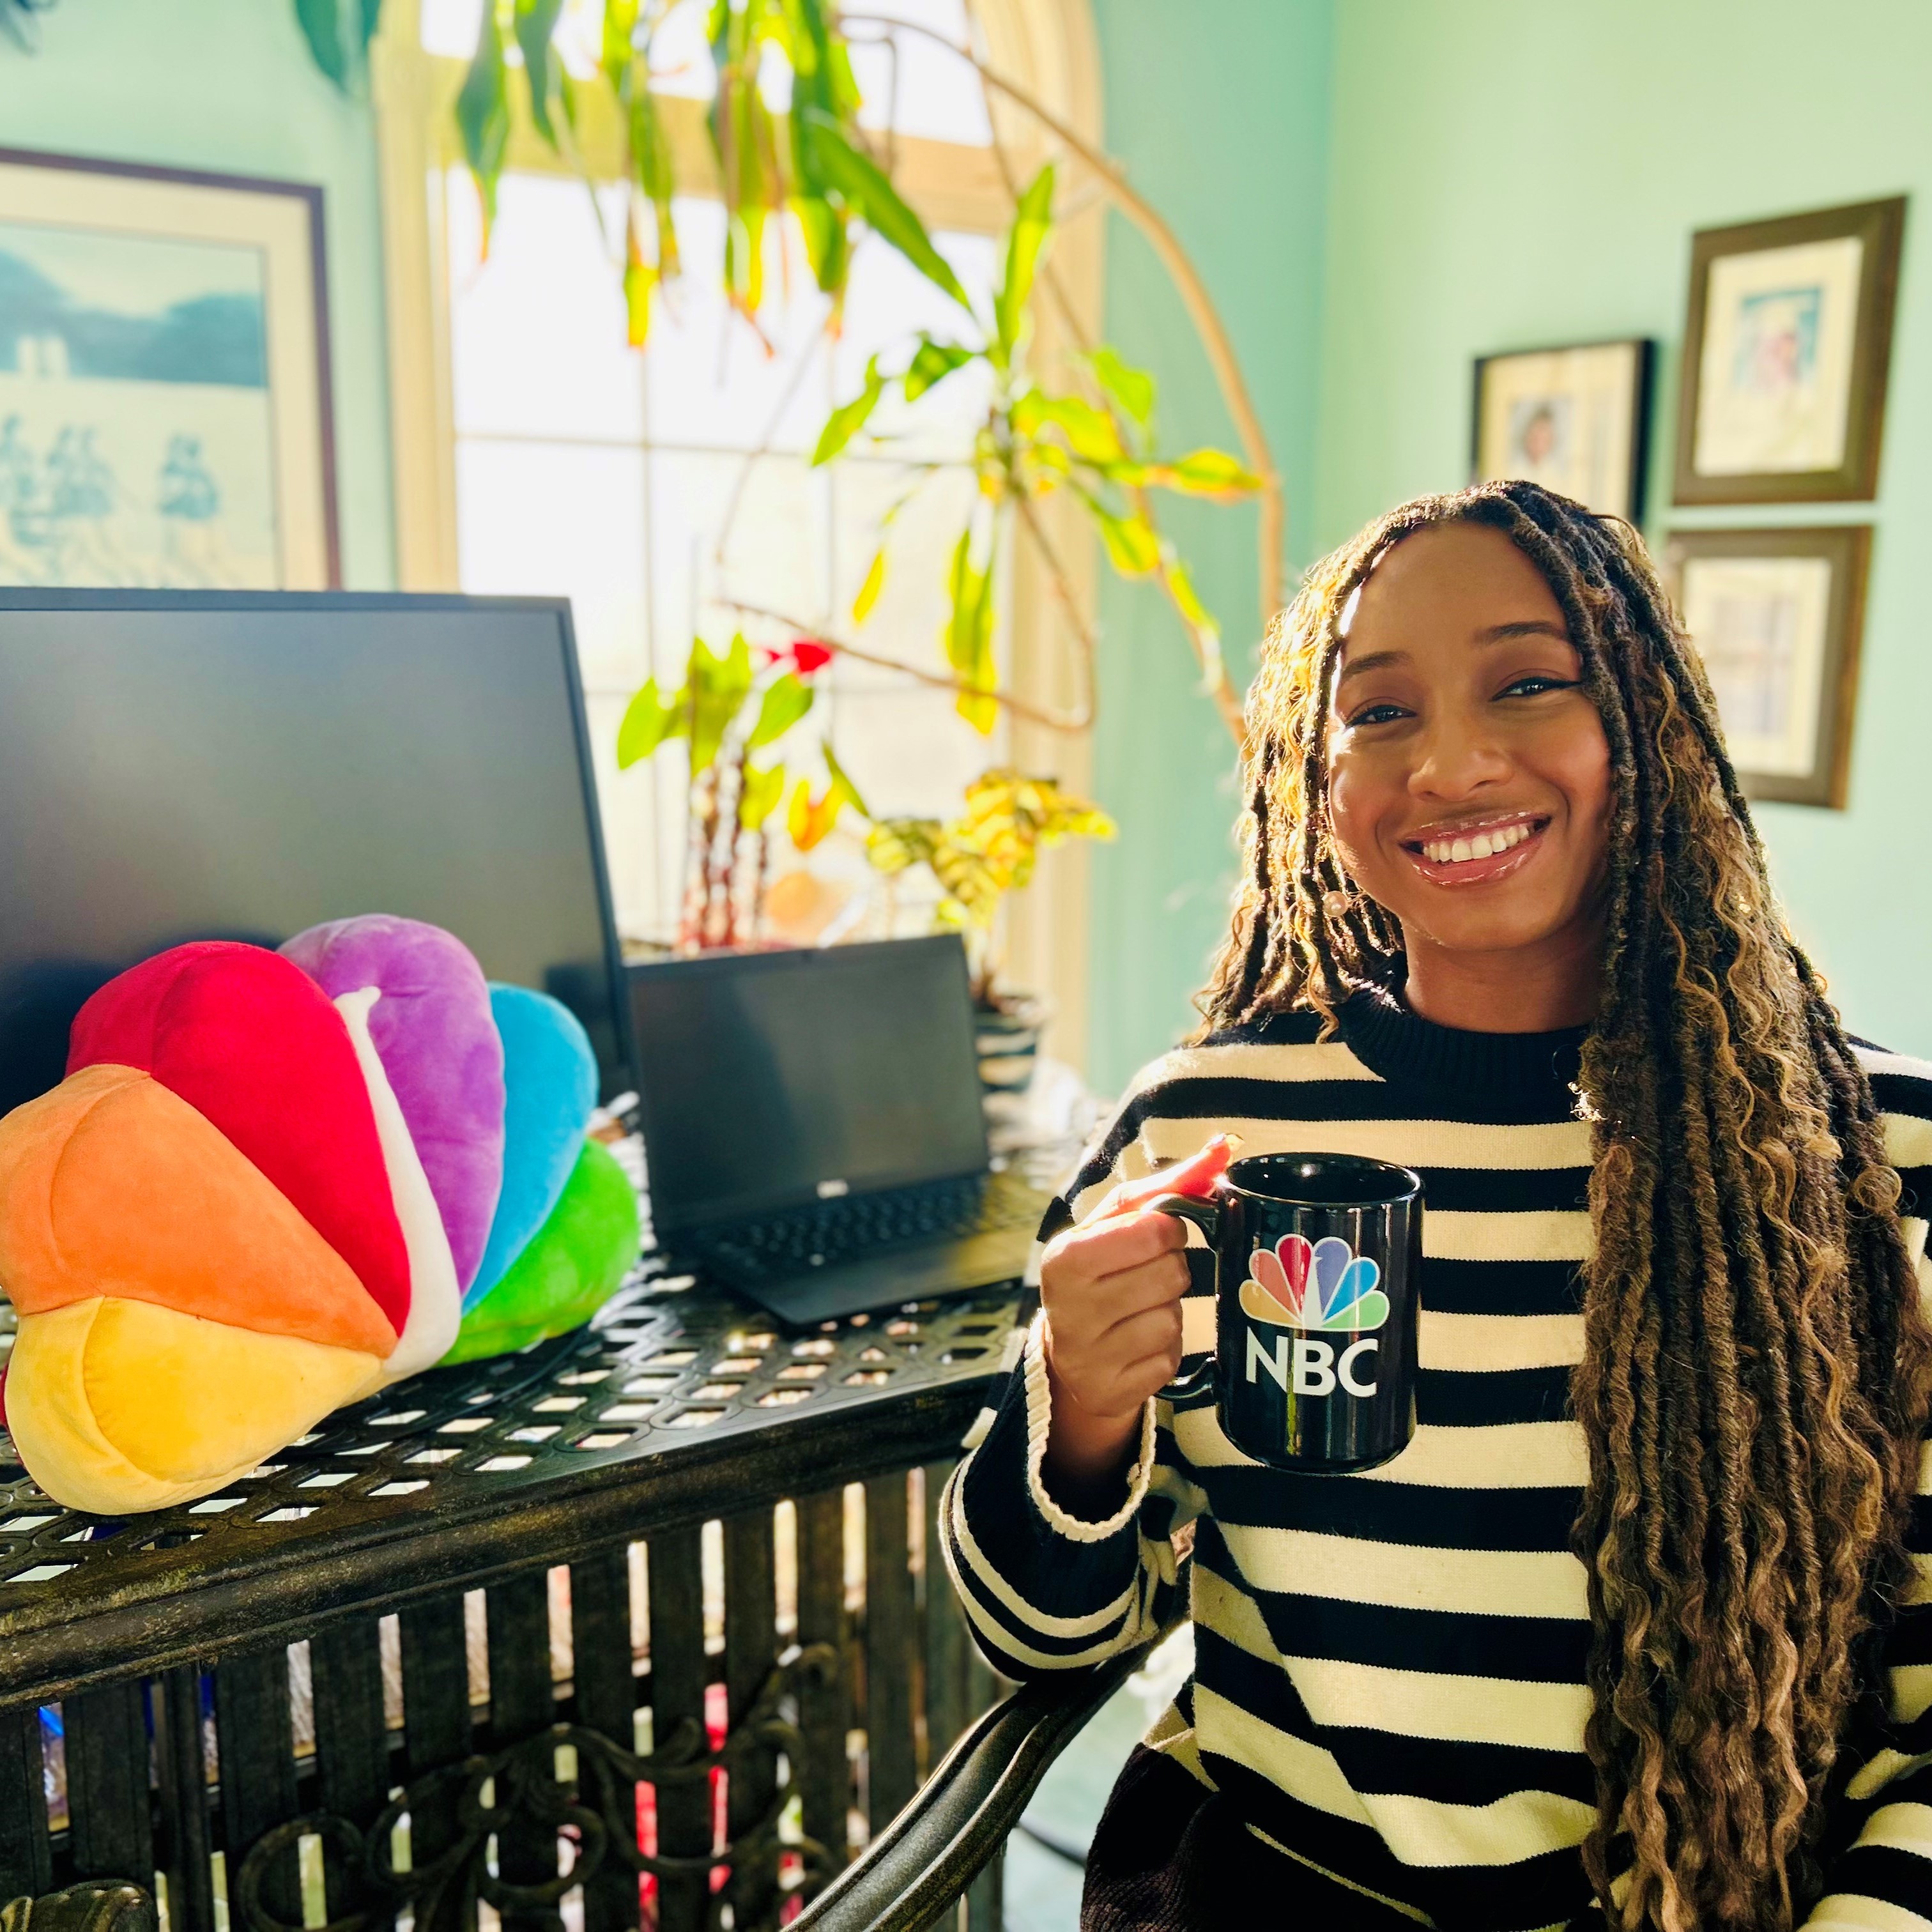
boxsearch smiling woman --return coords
[1325,521,1614,1031]
[943,479,1932,1932]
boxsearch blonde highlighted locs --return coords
[1198,480,1931,1931]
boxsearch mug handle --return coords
[1145,1192,1222,1402]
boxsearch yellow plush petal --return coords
[4,1298,381,1514]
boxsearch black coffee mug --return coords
[1151,1153,1423,1473]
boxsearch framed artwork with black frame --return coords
[1471,337,1654,521]
[0,145,340,589]
[1674,197,1905,505]
[1664,525,1871,808]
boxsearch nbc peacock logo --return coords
[1239,1234,1389,1332]
[1238,1234,1388,1399]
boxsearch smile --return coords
[1399,813,1549,884]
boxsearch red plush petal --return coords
[68,942,411,1338]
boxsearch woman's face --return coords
[1325,521,1613,971]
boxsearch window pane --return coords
[454,439,648,693]
[643,200,834,456]
[648,450,828,652]
[847,0,993,147]
[833,230,996,464]
[448,172,641,443]
[422,0,605,73]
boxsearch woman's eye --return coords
[1346,702,1410,727]
[1499,674,1577,699]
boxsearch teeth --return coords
[1419,822,1534,866]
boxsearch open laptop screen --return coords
[631,936,990,1232]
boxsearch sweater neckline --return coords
[1336,984,1588,1105]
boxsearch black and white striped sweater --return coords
[940,993,1932,1931]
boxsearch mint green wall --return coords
[1086,0,1335,1094]
[0,0,396,588]
[1312,0,1932,1058]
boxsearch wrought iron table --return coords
[0,1171,1027,1932]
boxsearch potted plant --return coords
[866,770,1113,1094]
[615,634,864,951]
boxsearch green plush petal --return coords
[441,1137,641,1365]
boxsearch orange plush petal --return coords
[0,1064,397,1358]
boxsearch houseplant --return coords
[615,633,865,951]
[867,769,1114,1091]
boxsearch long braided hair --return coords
[1197,480,1931,1930]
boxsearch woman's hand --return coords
[1039,1137,1234,1507]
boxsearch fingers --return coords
[1047,1299,1184,1418]
[1085,1134,1239,1227]
[1043,1206,1187,1284]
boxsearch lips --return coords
[1399,813,1549,887]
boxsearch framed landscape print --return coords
[0,147,339,588]
[1664,525,1871,808]
[1471,338,1653,521]
[1674,197,1905,504]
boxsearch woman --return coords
[940,480,1932,1931]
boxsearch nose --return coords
[1408,704,1512,802]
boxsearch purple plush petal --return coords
[282,916,506,1291]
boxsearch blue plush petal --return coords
[1321,1254,1381,1324]
[466,985,598,1309]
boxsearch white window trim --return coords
[370,0,1103,1073]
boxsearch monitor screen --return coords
[0,590,632,1116]
[630,936,989,1230]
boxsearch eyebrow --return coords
[1334,618,1572,687]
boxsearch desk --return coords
[0,1205,1027,1932]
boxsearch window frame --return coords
[370,0,1105,1073]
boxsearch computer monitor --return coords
[629,936,990,1234]
[0,589,632,1116]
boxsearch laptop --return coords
[628,935,1049,1326]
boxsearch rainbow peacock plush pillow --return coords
[0,919,639,1514]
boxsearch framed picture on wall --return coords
[0,146,339,589]
[1471,338,1654,521]
[1673,197,1905,505]
[1664,525,1871,808]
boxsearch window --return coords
[377,0,1102,1046]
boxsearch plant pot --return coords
[974,992,1049,1099]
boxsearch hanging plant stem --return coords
[718,599,1091,733]
[843,11,1285,663]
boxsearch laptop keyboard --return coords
[697,1174,1039,1282]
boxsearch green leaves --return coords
[738,762,787,831]
[748,671,814,749]
[851,547,887,625]
[799,107,972,310]
[514,0,572,150]
[455,1,511,243]
[813,356,885,466]
[822,740,870,818]
[904,336,975,401]
[295,0,384,93]
[1086,345,1155,433]
[616,678,683,769]
[1082,494,1160,577]
[944,530,997,736]
[994,163,1054,367]
[1153,447,1264,498]
[1013,389,1126,466]
[600,0,639,90]
[684,633,755,775]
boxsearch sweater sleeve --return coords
[939,1311,1197,1680]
